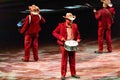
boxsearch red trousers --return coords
[24,34,39,61]
[60,46,76,76]
[98,27,112,52]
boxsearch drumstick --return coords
[85,3,93,8]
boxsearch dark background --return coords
[0,0,120,48]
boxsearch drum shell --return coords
[64,44,78,51]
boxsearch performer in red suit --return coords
[94,2,115,53]
[20,5,46,62]
[52,13,80,80]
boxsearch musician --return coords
[52,13,80,80]
[20,5,46,62]
[93,2,115,53]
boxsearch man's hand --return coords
[61,37,65,42]
[76,39,81,43]
[108,3,113,7]
[93,9,97,13]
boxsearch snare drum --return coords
[64,40,78,51]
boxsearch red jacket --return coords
[95,7,115,28]
[20,14,46,34]
[52,22,80,45]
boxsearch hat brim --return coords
[63,16,76,21]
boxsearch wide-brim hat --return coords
[63,13,76,21]
[28,4,40,13]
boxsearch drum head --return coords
[65,40,78,46]
[64,40,78,51]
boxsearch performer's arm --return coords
[20,16,29,34]
[40,15,46,23]
[76,24,81,42]
[52,23,65,41]
[94,9,101,20]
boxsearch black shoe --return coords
[21,58,29,62]
[72,75,80,79]
[105,51,112,53]
[94,51,103,54]
[35,59,39,61]
[61,76,65,80]
[108,51,112,53]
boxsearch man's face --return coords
[66,19,73,25]
[103,3,108,8]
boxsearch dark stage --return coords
[0,0,120,80]
[0,0,120,45]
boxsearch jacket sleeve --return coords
[40,15,46,24]
[76,24,81,41]
[94,10,101,20]
[52,23,63,40]
[20,16,29,34]
[109,7,115,15]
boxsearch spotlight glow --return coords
[20,9,55,13]
[64,5,87,9]
[40,9,55,12]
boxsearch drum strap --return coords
[28,15,31,24]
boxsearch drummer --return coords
[52,12,81,80]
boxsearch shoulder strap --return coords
[28,14,41,24]
[28,15,31,24]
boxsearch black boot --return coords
[61,76,65,80]
[72,75,80,79]
[94,51,103,54]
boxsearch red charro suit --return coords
[52,22,80,76]
[20,14,46,61]
[95,7,115,52]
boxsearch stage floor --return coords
[0,38,120,80]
